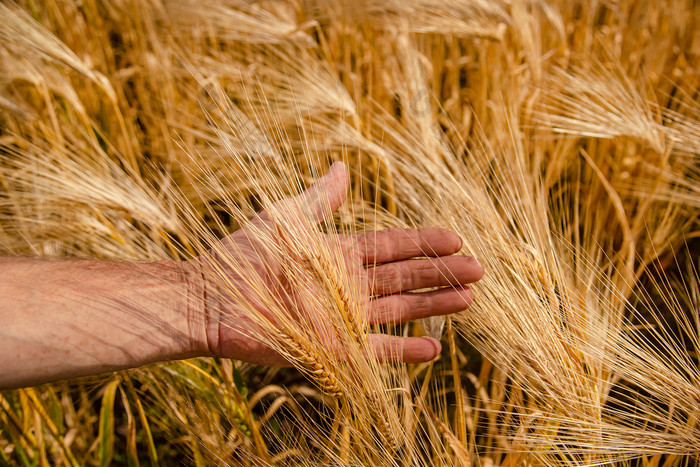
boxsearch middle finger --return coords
[368,255,483,296]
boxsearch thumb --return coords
[293,161,349,224]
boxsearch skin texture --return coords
[0,162,483,389]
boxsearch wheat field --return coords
[0,0,699,465]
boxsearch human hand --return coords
[185,162,483,366]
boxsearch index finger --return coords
[352,228,462,264]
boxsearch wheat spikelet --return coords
[416,397,471,466]
[305,253,368,346]
[272,215,368,346]
[374,91,699,463]
[278,332,343,398]
[363,389,402,453]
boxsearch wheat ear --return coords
[275,220,367,345]
[307,252,367,346]
[277,331,343,398]
[365,390,402,453]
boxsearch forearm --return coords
[0,257,206,389]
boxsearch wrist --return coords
[174,260,212,357]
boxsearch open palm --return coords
[195,162,483,366]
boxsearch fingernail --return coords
[473,257,484,275]
[455,234,464,251]
[421,337,442,360]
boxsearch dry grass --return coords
[1,0,699,465]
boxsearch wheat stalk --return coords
[1,0,699,465]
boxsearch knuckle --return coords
[386,228,403,256]
[410,261,436,287]
[387,336,405,358]
[400,229,421,255]
[372,298,391,322]
[411,293,433,318]
[361,233,388,263]
[375,266,402,294]
[381,295,404,323]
